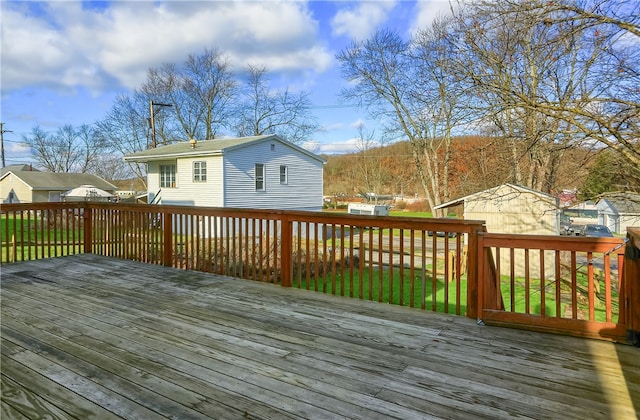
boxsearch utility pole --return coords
[0,122,13,168]
[148,101,172,148]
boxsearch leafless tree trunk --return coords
[352,124,387,202]
[337,25,467,216]
[233,65,319,144]
[141,49,237,141]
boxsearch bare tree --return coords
[452,0,640,190]
[141,49,238,140]
[96,93,152,184]
[233,65,319,144]
[26,124,104,173]
[337,26,467,215]
[351,124,387,202]
[411,16,474,203]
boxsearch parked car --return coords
[579,224,614,237]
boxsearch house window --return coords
[193,161,207,182]
[160,165,176,188]
[280,165,288,184]
[255,163,265,191]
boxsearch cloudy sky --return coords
[1,0,452,165]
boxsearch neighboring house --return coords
[596,192,640,234]
[0,169,117,203]
[434,183,560,278]
[557,188,579,207]
[433,183,560,235]
[123,135,326,211]
[0,164,38,177]
[561,200,598,234]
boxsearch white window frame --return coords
[279,165,288,185]
[255,163,265,191]
[160,164,176,188]
[193,161,207,182]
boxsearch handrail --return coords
[2,202,637,343]
[478,231,629,342]
[1,202,486,318]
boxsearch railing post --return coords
[83,203,92,254]
[466,227,481,319]
[281,216,292,287]
[621,227,640,346]
[163,212,173,267]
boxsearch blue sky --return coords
[1,0,453,165]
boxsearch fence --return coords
[2,202,638,344]
[478,232,629,341]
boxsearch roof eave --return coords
[124,150,223,162]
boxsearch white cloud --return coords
[352,119,366,129]
[331,1,397,41]
[8,141,31,155]
[302,140,320,153]
[0,1,333,93]
[318,136,381,154]
[410,0,455,34]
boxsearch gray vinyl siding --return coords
[223,141,323,211]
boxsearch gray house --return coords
[124,135,326,211]
[596,192,640,234]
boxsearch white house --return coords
[123,135,325,211]
[596,192,640,234]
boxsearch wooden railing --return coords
[478,232,630,342]
[621,227,640,346]
[2,202,638,344]
[1,202,486,318]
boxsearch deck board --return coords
[1,254,639,419]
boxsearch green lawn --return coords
[293,266,467,314]
[292,265,616,321]
[389,211,433,218]
[1,214,84,262]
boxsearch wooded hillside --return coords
[322,136,623,206]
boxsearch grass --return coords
[292,264,616,322]
[1,215,85,262]
[389,211,433,218]
[293,266,467,314]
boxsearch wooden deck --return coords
[1,255,638,419]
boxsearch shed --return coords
[434,184,560,278]
[433,183,560,235]
[61,185,115,202]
